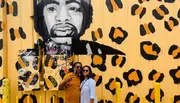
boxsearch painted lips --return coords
[51,24,75,37]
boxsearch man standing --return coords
[58,62,82,103]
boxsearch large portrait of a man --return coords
[33,0,125,55]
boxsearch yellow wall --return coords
[1,0,180,102]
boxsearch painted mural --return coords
[0,0,180,102]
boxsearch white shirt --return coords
[80,78,97,103]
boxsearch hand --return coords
[64,75,74,83]
[89,99,94,103]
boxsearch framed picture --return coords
[17,49,40,91]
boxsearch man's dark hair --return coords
[69,62,82,72]
[72,62,82,68]
[33,0,93,40]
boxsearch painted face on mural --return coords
[35,0,124,55]
[43,0,83,39]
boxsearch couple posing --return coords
[59,62,97,103]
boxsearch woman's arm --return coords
[89,79,96,103]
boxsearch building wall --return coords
[0,0,180,102]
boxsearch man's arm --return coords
[58,74,73,90]
[58,80,67,90]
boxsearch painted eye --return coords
[47,7,56,12]
[68,7,80,12]
[69,7,77,10]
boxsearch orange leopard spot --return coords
[153,72,161,81]
[109,79,116,90]
[175,70,180,78]
[48,57,54,67]
[135,6,143,15]
[129,71,139,81]
[23,96,33,103]
[177,101,180,103]
[94,31,100,39]
[94,75,99,82]
[156,7,165,16]
[27,74,34,84]
[168,20,174,30]
[143,45,157,56]
[150,89,155,100]
[18,57,26,68]
[93,55,103,65]
[45,78,53,89]
[14,29,20,38]
[113,28,124,38]
[110,0,119,11]
[9,5,13,14]
[116,56,123,65]
[144,23,151,35]
[172,48,180,58]
[133,94,138,101]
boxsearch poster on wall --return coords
[16,49,40,91]
[43,37,72,90]
[43,54,72,90]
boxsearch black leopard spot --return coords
[92,73,103,86]
[140,22,155,36]
[168,45,180,59]
[91,55,106,71]
[9,27,27,41]
[164,16,179,31]
[169,66,180,84]
[174,95,180,103]
[106,0,123,13]
[148,69,164,83]
[123,68,143,87]
[146,88,164,103]
[140,41,161,60]
[6,1,18,16]
[109,27,128,44]
[18,82,24,91]
[19,94,37,103]
[44,76,58,90]
[50,95,64,103]
[164,0,175,3]
[125,92,140,103]
[92,28,103,41]
[98,99,113,103]
[178,9,180,19]
[111,55,126,68]
[0,21,6,32]
[152,5,169,20]
[105,77,123,95]
[0,0,5,8]
[131,4,146,19]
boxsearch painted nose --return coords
[55,6,70,22]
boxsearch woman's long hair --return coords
[80,65,93,82]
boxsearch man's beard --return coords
[50,22,78,38]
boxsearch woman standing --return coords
[80,65,97,103]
